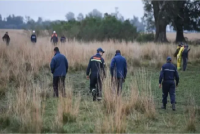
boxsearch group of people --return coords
[50,44,188,111]
[174,43,190,71]
[50,47,127,101]
[2,31,67,45]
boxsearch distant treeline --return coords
[0,11,152,42]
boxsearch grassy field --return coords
[0,30,200,133]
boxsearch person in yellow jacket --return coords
[177,43,184,70]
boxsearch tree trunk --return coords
[155,22,168,42]
[152,1,169,43]
[175,27,185,43]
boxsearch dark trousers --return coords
[183,58,188,71]
[53,76,65,97]
[112,78,123,95]
[162,81,175,104]
[90,74,102,97]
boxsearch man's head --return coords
[116,50,121,54]
[97,48,105,56]
[167,56,172,63]
[178,42,182,47]
[54,47,59,55]
[53,31,56,34]
[5,32,8,34]
[184,44,188,48]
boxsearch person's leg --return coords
[90,74,97,101]
[97,76,102,100]
[162,82,169,109]
[117,78,123,95]
[60,76,66,97]
[53,76,59,97]
[177,57,182,70]
[169,82,176,111]
[183,58,186,71]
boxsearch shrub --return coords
[136,33,155,42]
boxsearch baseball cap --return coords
[167,56,172,61]
[97,48,105,53]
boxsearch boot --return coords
[161,104,166,109]
[172,103,176,111]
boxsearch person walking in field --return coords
[110,50,127,95]
[60,35,66,43]
[51,31,58,45]
[50,47,68,97]
[159,57,179,111]
[176,43,184,70]
[31,30,37,43]
[86,48,106,101]
[2,32,10,45]
[182,44,190,71]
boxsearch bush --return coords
[136,33,155,42]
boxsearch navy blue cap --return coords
[97,48,105,53]
[167,56,172,61]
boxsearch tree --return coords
[77,13,84,21]
[65,12,75,21]
[88,9,102,18]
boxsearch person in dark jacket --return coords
[182,44,190,71]
[31,31,37,43]
[60,36,66,43]
[110,50,127,95]
[50,47,68,97]
[2,32,10,45]
[86,48,106,101]
[51,31,58,45]
[159,57,179,111]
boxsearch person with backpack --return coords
[31,30,37,43]
[51,31,58,45]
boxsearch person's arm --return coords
[50,58,55,74]
[124,59,127,79]
[86,58,91,76]
[159,66,164,87]
[101,58,106,78]
[2,35,5,41]
[65,57,68,74]
[110,58,115,78]
[174,69,179,86]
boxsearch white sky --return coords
[0,0,144,21]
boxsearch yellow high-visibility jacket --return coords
[177,46,184,58]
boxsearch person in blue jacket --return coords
[86,48,106,101]
[50,47,68,97]
[159,56,179,111]
[31,30,37,43]
[110,50,127,95]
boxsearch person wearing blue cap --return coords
[159,56,179,111]
[86,48,106,101]
[110,50,127,95]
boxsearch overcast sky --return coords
[0,0,144,21]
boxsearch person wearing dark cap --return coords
[86,48,106,101]
[159,57,179,111]
[110,50,127,95]
[2,32,10,45]
[50,47,68,97]
[182,44,190,71]
[174,43,182,58]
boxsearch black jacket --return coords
[31,34,37,43]
[2,34,10,43]
[86,53,106,77]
